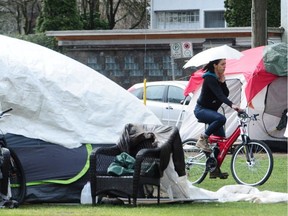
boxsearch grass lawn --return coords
[0,153,287,216]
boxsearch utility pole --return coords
[251,0,267,47]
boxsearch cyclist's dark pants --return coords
[194,104,226,137]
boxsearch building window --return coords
[156,10,199,29]
[158,11,199,23]
[163,56,182,77]
[87,56,102,71]
[162,56,171,70]
[124,56,142,76]
[204,11,225,28]
[144,56,162,76]
[105,56,123,76]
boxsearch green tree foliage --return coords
[224,0,280,27]
[79,0,109,30]
[81,12,109,30]
[11,33,60,51]
[267,0,281,27]
[36,0,83,32]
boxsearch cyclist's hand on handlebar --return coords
[231,104,240,111]
[232,104,246,113]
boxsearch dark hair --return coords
[203,59,222,72]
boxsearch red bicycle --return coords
[182,110,273,186]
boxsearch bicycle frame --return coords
[207,109,257,168]
[208,127,240,167]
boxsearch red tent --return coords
[184,43,287,103]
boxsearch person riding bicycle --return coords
[194,59,241,178]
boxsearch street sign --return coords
[170,42,182,59]
[182,42,193,58]
[170,42,193,59]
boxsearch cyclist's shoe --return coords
[196,135,211,153]
[209,167,229,179]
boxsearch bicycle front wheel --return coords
[231,140,273,186]
[9,149,26,204]
[182,139,208,184]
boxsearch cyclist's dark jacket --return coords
[197,71,233,111]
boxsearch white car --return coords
[128,81,191,126]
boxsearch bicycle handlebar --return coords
[237,110,259,121]
[0,108,13,117]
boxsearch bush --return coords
[8,33,60,52]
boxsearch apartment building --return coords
[150,0,226,29]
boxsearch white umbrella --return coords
[183,44,243,68]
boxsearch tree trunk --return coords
[251,0,267,47]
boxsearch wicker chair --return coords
[89,124,163,206]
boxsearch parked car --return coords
[128,81,192,126]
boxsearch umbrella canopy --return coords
[183,43,288,103]
[183,44,243,68]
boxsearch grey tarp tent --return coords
[5,134,112,203]
[0,35,162,203]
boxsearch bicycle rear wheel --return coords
[182,139,208,184]
[231,140,273,186]
[9,149,26,204]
